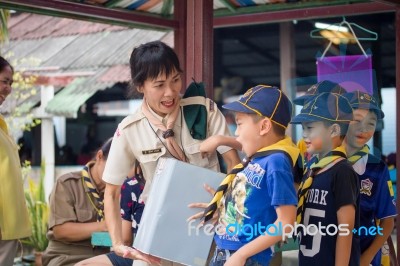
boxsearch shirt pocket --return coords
[75,209,94,223]
[137,147,167,182]
[185,142,218,169]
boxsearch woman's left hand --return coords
[116,245,161,265]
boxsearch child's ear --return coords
[260,118,272,136]
[330,124,341,138]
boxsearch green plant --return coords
[21,161,49,252]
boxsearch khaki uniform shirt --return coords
[42,171,108,266]
[103,98,232,203]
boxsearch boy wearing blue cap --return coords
[291,92,360,266]
[200,85,299,266]
[293,80,347,170]
[343,91,396,266]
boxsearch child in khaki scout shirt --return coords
[198,85,299,266]
[42,139,113,266]
[343,91,396,266]
[291,92,360,266]
[102,41,239,265]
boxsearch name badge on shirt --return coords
[142,148,162,155]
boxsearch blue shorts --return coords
[106,251,133,266]
[209,247,262,266]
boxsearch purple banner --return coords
[317,55,374,95]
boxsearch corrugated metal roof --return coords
[9,13,127,41]
[45,69,112,118]
[98,65,131,83]
[0,12,171,116]
[66,0,294,15]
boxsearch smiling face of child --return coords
[346,108,377,151]
[301,121,336,158]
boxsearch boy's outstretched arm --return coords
[224,205,296,266]
[336,204,355,266]
[200,135,242,157]
[360,217,394,266]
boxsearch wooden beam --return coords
[396,8,400,266]
[214,2,395,28]
[373,0,400,7]
[0,0,178,30]
[185,0,214,98]
[174,0,187,89]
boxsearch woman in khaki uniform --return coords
[102,41,240,265]
[42,138,113,266]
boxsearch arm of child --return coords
[360,217,394,266]
[200,135,242,157]
[224,205,296,266]
[52,221,107,242]
[335,204,355,266]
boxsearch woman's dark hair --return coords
[99,137,113,160]
[129,41,182,94]
[0,56,13,73]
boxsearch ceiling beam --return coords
[373,0,400,7]
[214,2,395,28]
[0,0,178,30]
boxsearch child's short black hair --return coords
[250,114,286,137]
[129,41,182,94]
[322,121,349,140]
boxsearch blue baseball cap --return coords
[291,92,353,124]
[293,80,347,106]
[342,91,385,119]
[223,85,292,129]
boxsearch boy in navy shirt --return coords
[291,92,360,266]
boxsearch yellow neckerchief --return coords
[296,145,347,224]
[348,145,370,165]
[203,136,299,222]
[81,161,104,222]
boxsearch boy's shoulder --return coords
[317,159,357,181]
[366,153,386,168]
[251,151,294,173]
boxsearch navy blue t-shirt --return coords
[298,159,360,266]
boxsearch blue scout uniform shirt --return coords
[214,152,297,265]
[358,154,397,266]
[298,159,360,266]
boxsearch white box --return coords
[133,158,225,266]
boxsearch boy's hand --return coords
[199,136,221,158]
[187,184,217,223]
[114,244,161,265]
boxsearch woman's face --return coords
[0,66,14,105]
[139,69,182,117]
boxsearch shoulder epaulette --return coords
[119,111,145,130]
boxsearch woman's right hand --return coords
[114,244,161,265]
